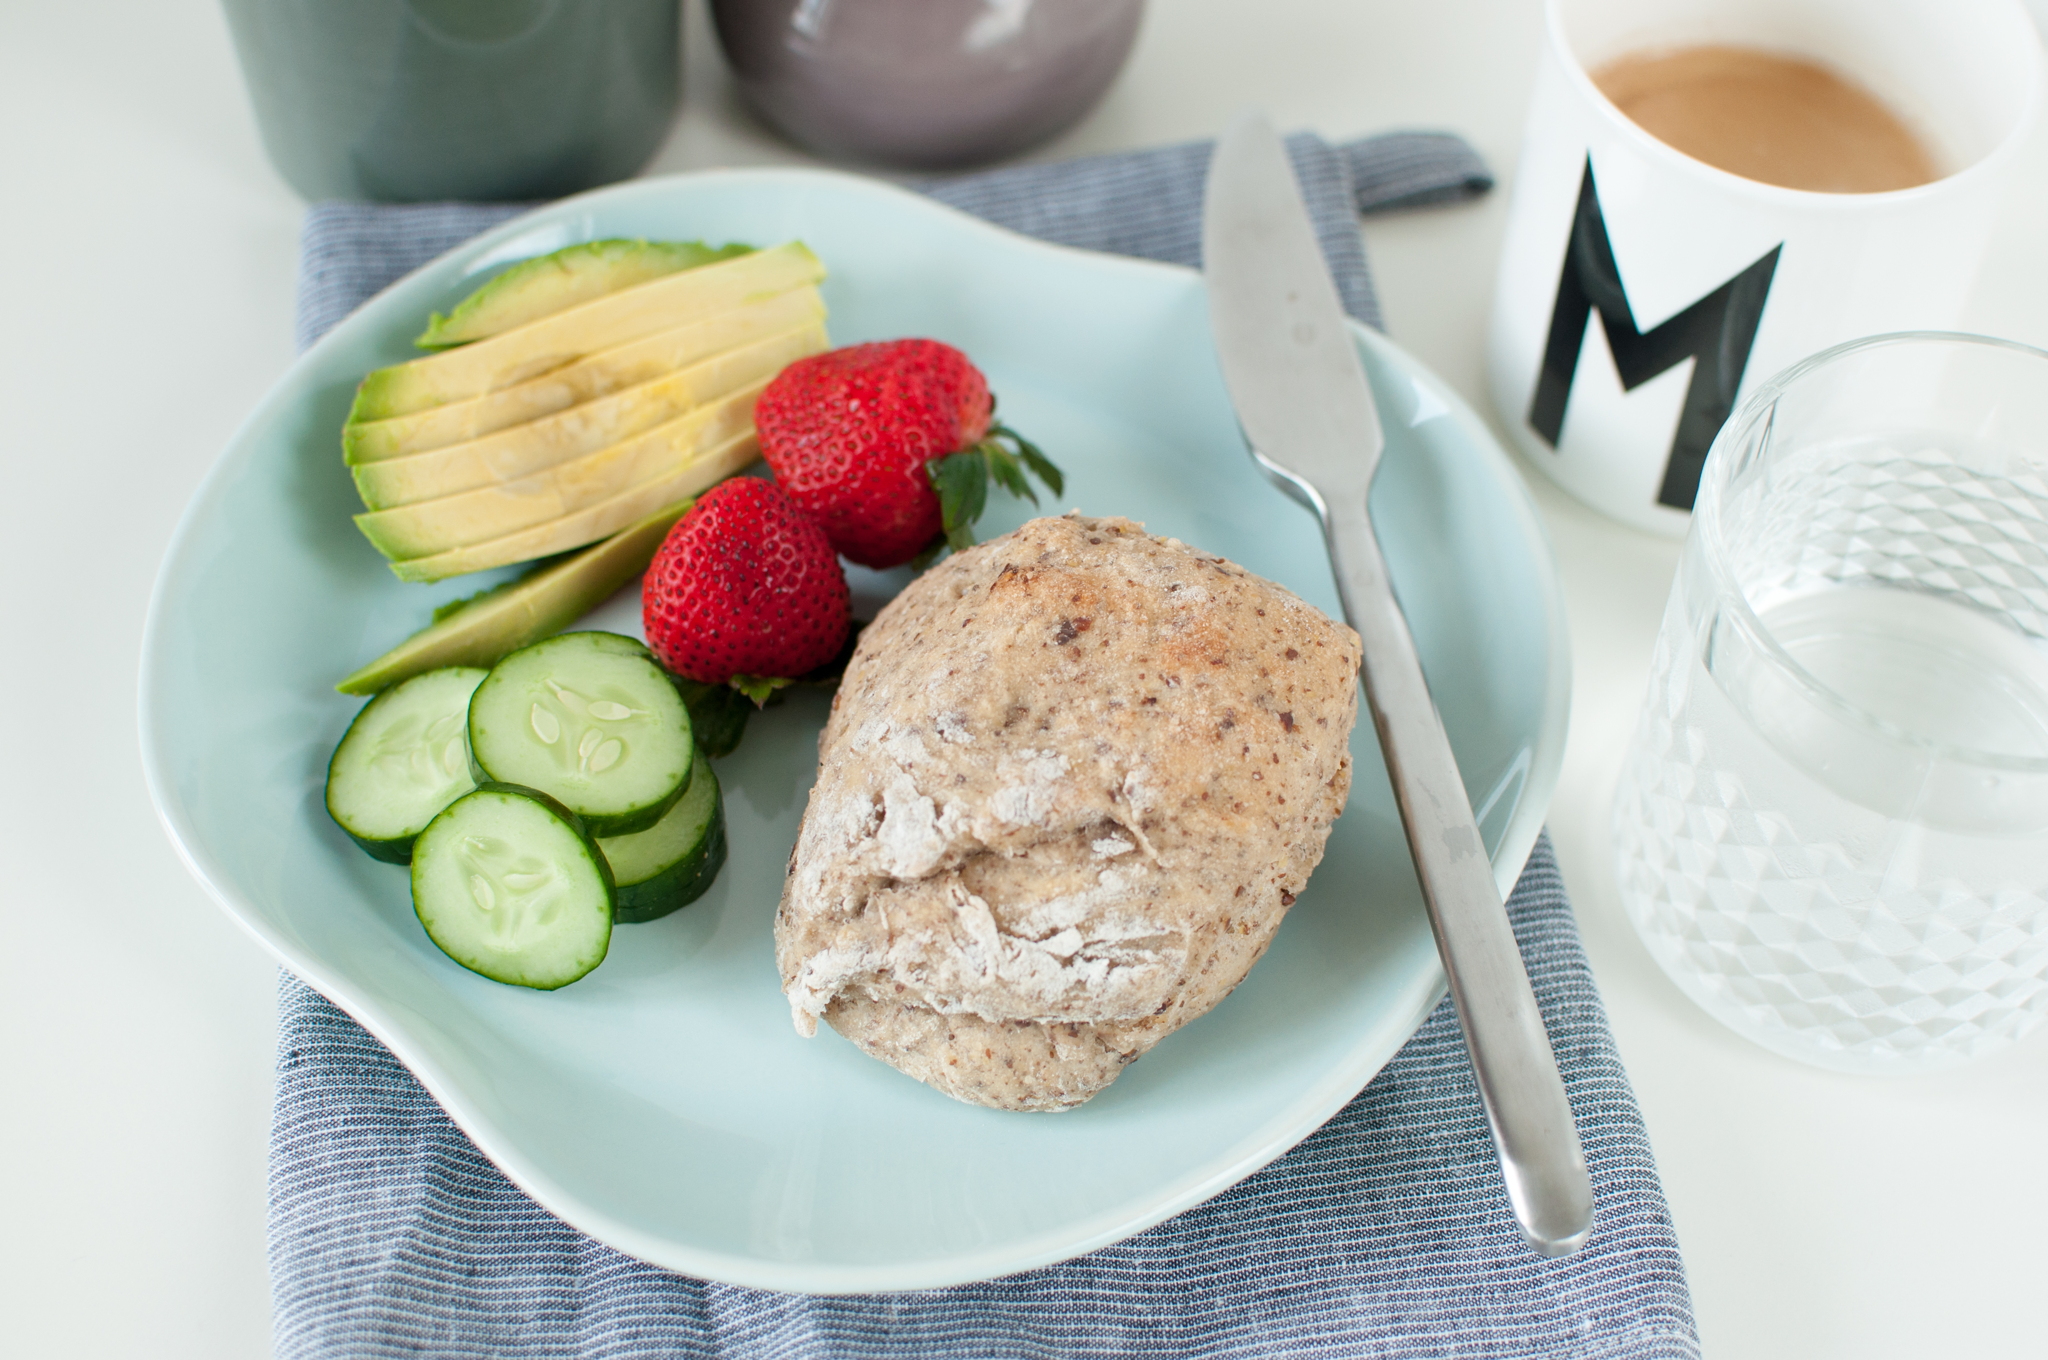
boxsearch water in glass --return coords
[1616,408,2048,1072]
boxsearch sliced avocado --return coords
[349,243,825,424]
[415,240,754,351]
[389,431,761,583]
[345,285,827,464]
[355,380,767,559]
[352,322,825,509]
[337,499,695,695]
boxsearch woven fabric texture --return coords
[276,130,1698,1360]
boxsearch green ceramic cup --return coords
[222,0,680,202]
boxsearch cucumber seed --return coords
[530,705,561,744]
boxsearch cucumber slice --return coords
[411,783,614,989]
[599,747,727,923]
[325,666,487,863]
[467,632,694,837]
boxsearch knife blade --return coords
[1202,113,1593,1258]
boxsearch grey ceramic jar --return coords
[711,0,1145,170]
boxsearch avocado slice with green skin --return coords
[415,240,753,350]
[389,431,760,583]
[349,243,826,424]
[337,498,697,695]
[345,285,827,465]
[351,322,824,510]
[355,380,767,559]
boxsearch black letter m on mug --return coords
[1529,161,1780,511]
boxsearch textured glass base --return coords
[1612,527,2048,1075]
[1616,774,2048,1074]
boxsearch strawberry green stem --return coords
[925,428,1064,556]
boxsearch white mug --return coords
[1487,0,2043,536]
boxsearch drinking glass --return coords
[1613,332,2048,1072]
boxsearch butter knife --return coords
[1201,113,1593,1258]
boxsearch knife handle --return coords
[1324,496,1594,1258]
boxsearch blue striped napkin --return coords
[275,132,1699,1359]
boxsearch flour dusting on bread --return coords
[774,514,1361,1110]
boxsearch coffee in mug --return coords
[1593,45,1940,193]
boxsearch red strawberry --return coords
[642,477,850,691]
[755,338,1063,569]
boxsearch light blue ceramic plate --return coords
[141,170,1568,1293]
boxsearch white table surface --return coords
[6,1,2048,1355]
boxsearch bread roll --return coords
[775,514,1361,1110]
